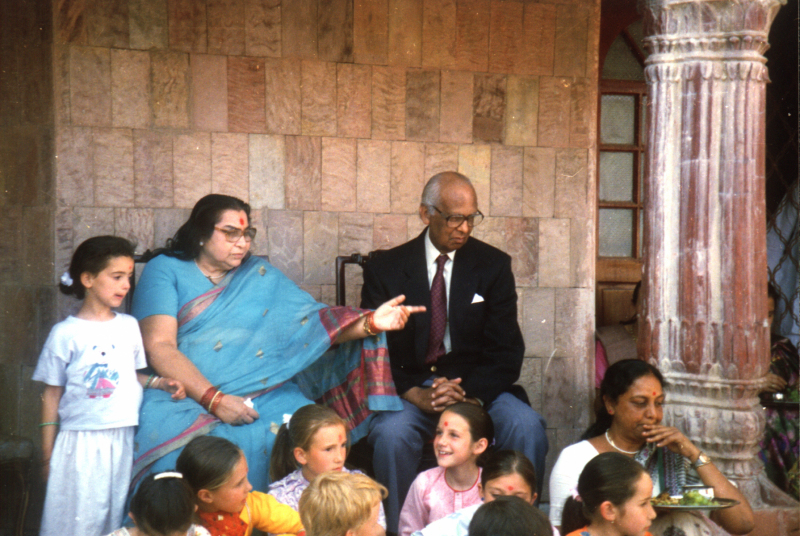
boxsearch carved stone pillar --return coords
[637,0,788,507]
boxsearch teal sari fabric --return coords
[130,255,400,491]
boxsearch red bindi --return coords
[239,217,245,226]
[507,485,514,491]
[444,421,448,427]
[653,392,657,396]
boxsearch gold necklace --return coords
[605,429,640,455]
[194,259,226,283]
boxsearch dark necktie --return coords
[426,254,448,364]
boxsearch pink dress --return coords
[398,467,482,536]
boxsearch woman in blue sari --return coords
[130,194,422,492]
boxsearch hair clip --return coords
[283,413,293,428]
[570,486,581,502]
[154,471,183,480]
[60,272,73,286]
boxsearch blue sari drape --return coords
[131,256,400,492]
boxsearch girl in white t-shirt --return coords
[33,236,186,536]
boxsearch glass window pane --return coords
[602,35,645,81]
[599,209,634,257]
[601,95,635,145]
[599,152,634,202]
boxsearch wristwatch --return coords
[692,452,712,469]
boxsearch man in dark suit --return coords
[361,172,548,533]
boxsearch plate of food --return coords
[651,490,739,512]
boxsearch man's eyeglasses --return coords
[215,226,257,243]
[430,206,484,228]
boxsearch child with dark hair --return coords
[560,452,656,536]
[398,403,494,536]
[177,435,304,536]
[468,496,552,536]
[105,471,209,536]
[34,236,185,536]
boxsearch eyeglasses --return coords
[214,226,257,243]
[430,206,484,228]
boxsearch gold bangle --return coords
[364,313,378,336]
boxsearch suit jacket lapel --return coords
[449,239,479,352]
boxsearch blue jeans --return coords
[368,393,548,533]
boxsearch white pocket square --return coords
[471,294,484,304]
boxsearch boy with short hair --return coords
[299,472,387,536]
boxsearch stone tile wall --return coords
[4,0,600,503]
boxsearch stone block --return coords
[129,0,168,50]
[505,76,538,147]
[191,54,228,132]
[406,70,439,142]
[337,64,372,139]
[523,147,556,218]
[490,145,523,217]
[554,148,589,218]
[372,67,406,141]
[320,284,336,307]
[134,130,173,208]
[338,212,374,257]
[246,208,266,255]
[422,0,456,69]
[571,218,593,289]
[439,70,472,144]
[265,58,301,135]
[56,126,94,207]
[73,207,115,247]
[554,287,593,361]
[538,218,571,288]
[542,357,578,428]
[356,139,391,213]
[408,214,426,239]
[0,207,21,284]
[173,132,211,208]
[302,285,323,302]
[154,208,192,250]
[111,49,150,129]
[521,4,556,76]
[54,208,73,283]
[268,209,304,284]
[245,0,281,57]
[94,128,134,207]
[473,74,506,143]
[302,60,337,137]
[354,0,388,65]
[570,76,593,149]
[303,212,338,285]
[0,288,36,365]
[17,206,55,285]
[211,133,249,201]
[537,76,571,148]
[473,216,507,253]
[151,50,190,129]
[85,0,129,48]
[522,287,556,359]
[286,136,321,211]
[282,0,318,59]
[424,143,459,178]
[228,56,266,133]
[554,4,588,78]
[54,0,88,45]
[319,0,353,63]
[454,0,489,72]
[207,0,245,55]
[457,144,490,212]
[70,46,111,127]
[53,45,71,127]
[518,356,543,414]
[114,208,154,254]
[390,142,425,214]
[388,0,422,67]
[506,217,538,288]
[488,1,523,74]
[373,214,408,250]
[321,137,357,212]
[249,134,285,210]
[169,0,207,53]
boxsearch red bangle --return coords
[368,312,382,334]
[209,392,225,415]
[200,386,218,411]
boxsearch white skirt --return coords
[40,427,134,536]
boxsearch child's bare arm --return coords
[41,385,64,480]
[136,372,187,400]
